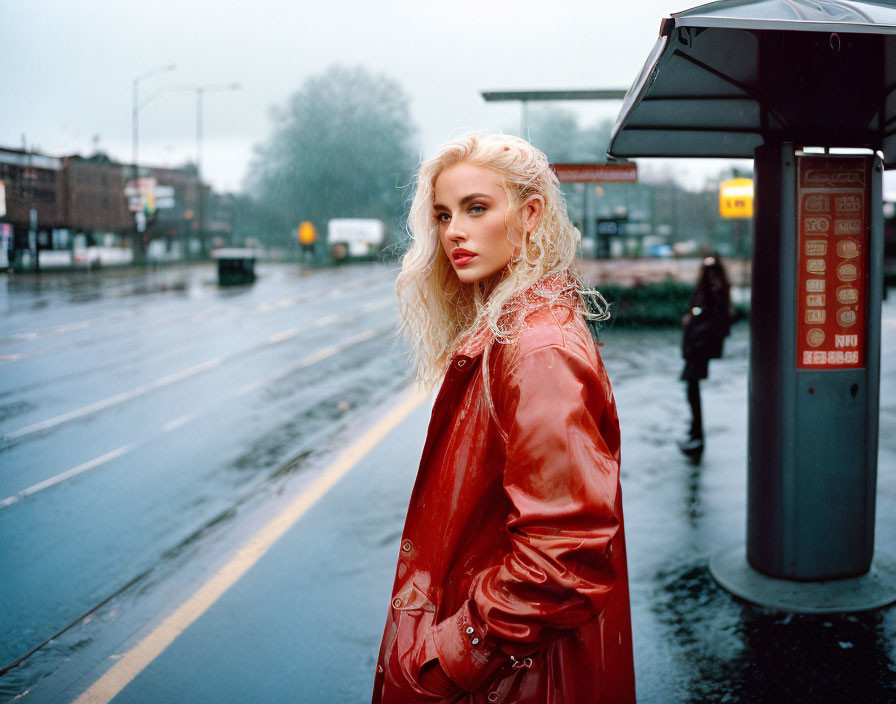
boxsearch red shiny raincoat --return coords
[372,288,636,704]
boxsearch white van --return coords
[327,219,385,261]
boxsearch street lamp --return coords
[132,64,177,179]
[194,83,241,256]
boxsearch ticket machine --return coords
[749,145,882,582]
[609,0,895,608]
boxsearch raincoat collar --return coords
[454,273,579,361]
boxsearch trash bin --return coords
[212,248,257,286]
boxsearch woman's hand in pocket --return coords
[418,657,459,697]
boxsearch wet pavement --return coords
[0,263,411,701]
[2,266,895,703]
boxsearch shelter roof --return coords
[608,0,896,167]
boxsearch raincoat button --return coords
[377,664,384,673]
[471,637,480,646]
[465,626,475,635]
[401,539,413,553]
[488,693,500,703]
[456,358,467,368]
[392,597,403,608]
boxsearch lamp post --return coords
[131,64,176,264]
[194,83,240,257]
[132,64,177,180]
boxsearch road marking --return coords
[1,299,394,443]
[237,323,392,395]
[0,321,398,508]
[0,298,360,366]
[55,321,91,335]
[0,270,394,347]
[0,444,136,508]
[2,358,225,441]
[71,384,428,704]
[0,316,121,347]
[267,328,300,343]
[314,313,341,327]
[162,414,196,432]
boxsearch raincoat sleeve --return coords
[431,341,622,692]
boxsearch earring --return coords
[509,231,527,265]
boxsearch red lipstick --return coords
[452,248,476,266]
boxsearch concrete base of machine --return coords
[709,544,896,613]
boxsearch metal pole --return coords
[193,83,240,259]
[130,64,176,263]
[584,185,595,257]
[131,64,177,179]
[197,87,204,258]
[196,88,203,177]
[132,79,139,183]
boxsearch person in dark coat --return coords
[678,254,732,462]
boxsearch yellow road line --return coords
[71,385,429,704]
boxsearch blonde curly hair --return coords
[397,133,607,389]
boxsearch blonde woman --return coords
[372,134,635,704]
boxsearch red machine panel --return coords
[795,155,871,370]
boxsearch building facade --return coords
[0,146,219,267]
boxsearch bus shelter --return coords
[609,0,896,611]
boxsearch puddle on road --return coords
[230,335,410,481]
[0,400,37,423]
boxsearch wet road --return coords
[0,263,411,700]
[2,265,895,703]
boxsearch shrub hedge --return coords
[590,281,749,328]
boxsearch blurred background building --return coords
[0,146,232,270]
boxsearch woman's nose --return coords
[446,219,465,241]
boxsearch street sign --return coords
[597,219,623,236]
[154,185,176,210]
[298,221,317,244]
[125,178,174,213]
[550,163,638,183]
[719,178,754,219]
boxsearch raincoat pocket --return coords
[473,660,530,704]
[383,581,443,700]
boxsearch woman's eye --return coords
[436,212,450,223]
[469,205,485,215]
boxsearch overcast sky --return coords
[2,0,891,196]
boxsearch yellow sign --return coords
[719,178,754,219]
[298,221,317,244]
